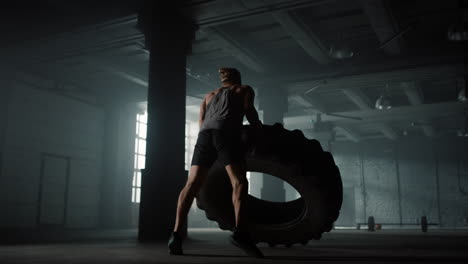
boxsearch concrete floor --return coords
[1,228,468,264]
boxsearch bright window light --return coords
[185,121,198,171]
[132,111,147,203]
[246,172,252,194]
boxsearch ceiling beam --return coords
[74,58,209,110]
[341,87,399,139]
[3,0,336,67]
[289,94,313,108]
[190,0,335,27]
[86,57,148,88]
[200,27,267,73]
[359,0,403,55]
[377,123,399,140]
[402,81,423,105]
[289,94,326,112]
[334,126,361,142]
[288,64,463,94]
[113,43,149,60]
[86,56,218,93]
[402,82,435,137]
[273,11,331,64]
[341,88,373,110]
[108,68,148,87]
[285,101,467,129]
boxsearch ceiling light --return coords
[457,130,468,137]
[329,45,354,60]
[375,84,392,110]
[375,95,392,110]
[448,22,468,42]
[458,87,466,102]
[458,113,468,137]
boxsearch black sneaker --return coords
[229,229,264,258]
[168,232,183,255]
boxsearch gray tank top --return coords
[201,86,244,131]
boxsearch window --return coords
[132,111,147,203]
[246,172,252,194]
[185,121,197,170]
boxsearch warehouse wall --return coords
[0,82,11,185]
[333,137,468,228]
[100,102,138,228]
[0,79,105,228]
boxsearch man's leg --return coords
[169,165,209,255]
[225,163,264,258]
[224,163,248,229]
[174,165,209,232]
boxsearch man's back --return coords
[201,85,251,131]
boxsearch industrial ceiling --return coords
[0,0,466,141]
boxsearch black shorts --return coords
[191,129,244,167]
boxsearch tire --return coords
[196,124,343,245]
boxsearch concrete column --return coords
[138,2,195,241]
[100,101,139,228]
[258,86,287,202]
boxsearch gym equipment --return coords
[196,124,343,246]
[356,215,436,232]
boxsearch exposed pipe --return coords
[377,22,415,51]
[325,113,363,121]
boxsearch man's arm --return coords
[199,96,207,129]
[244,86,262,129]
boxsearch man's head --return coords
[218,68,241,86]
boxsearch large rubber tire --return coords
[196,124,343,245]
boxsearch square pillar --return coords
[137,2,195,241]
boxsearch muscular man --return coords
[168,68,264,258]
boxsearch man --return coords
[168,68,264,258]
